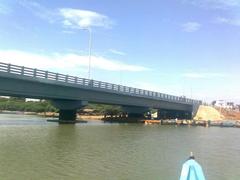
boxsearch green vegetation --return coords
[0,97,57,112]
[82,103,123,117]
[0,97,122,116]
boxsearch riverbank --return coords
[1,106,240,128]
[0,110,59,117]
[144,119,240,128]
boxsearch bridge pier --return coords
[59,109,77,123]
[51,100,88,124]
[122,106,149,119]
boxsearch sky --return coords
[0,0,240,103]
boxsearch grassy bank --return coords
[0,97,57,113]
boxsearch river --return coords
[0,113,239,180]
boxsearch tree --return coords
[211,100,216,106]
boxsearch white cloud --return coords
[18,1,114,29]
[132,81,184,97]
[216,17,240,26]
[182,22,201,32]
[182,72,226,79]
[0,50,149,76]
[132,82,164,92]
[109,49,126,56]
[59,8,113,29]
[61,30,76,34]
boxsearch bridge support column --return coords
[59,109,77,122]
[122,106,149,119]
[51,100,88,124]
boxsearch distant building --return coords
[0,96,10,99]
[215,100,234,109]
[236,105,240,111]
[25,98,40,102]
[0,96,41,102]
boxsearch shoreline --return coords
[143,119,240,128]
[1,110,240,128]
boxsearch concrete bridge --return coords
[0,62,201,123]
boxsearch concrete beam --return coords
[51,99,88,110]
[0,75,194,112]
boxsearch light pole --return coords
[80,27,92,79]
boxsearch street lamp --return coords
[80,27,92,79]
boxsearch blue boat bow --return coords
[180,157,206,180]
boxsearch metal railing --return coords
[0,62,201,104]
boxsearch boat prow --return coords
[179,154,206,180]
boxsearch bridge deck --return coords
[0,62,200,106]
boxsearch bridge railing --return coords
[0,62,201,104]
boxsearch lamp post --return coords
[80,27,92,79]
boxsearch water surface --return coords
[0,114,239,180]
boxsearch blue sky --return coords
[0,0,240,103]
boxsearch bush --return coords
[0,97,57,112]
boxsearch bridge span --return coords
[0,62,201,123]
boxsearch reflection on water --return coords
[0,113,240,180]
[0,113,49,125]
